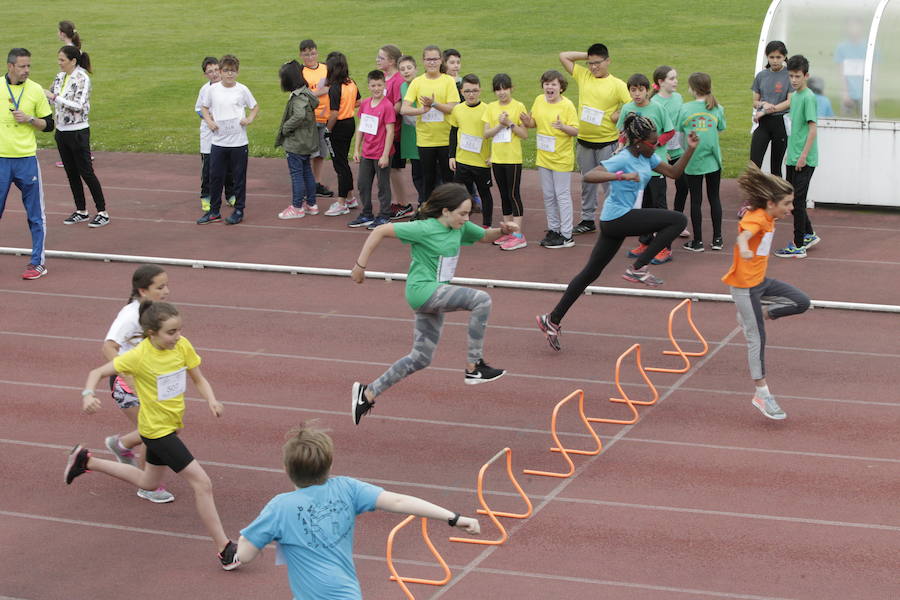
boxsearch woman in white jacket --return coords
[45,45,109,227]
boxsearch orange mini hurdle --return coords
[645,299,709,374]
[522,389,603,479]
[385,515,451,599]
[450,447,532,545]
[589,343,659,425]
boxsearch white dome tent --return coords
[757,0,899,207]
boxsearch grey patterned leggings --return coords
[369,285,492,398]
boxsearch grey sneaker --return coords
[137,487,176,503]
[752,394,786,420]
[622,266,664,287]
[104,435,138,467]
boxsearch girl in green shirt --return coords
[349,183,517,424]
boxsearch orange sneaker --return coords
[650,248,673,265]
[626,243,648,258]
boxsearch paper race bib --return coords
[782,114,792,137]
[666,131,682,151]
[536,133,556,152]
[493,126,512,143]
[359,113,379,135]
[403,114,417,127]
[842,58,865,77]
[756,231,774,256]
[437,252,460,282]
[580,105,605,126]
[633,189,644,209]
[218,118,241,136]
[421,107,444,123]
[459,133,483,154]
[156,367,187,401]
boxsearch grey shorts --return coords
[313,123,329,159]
[110,375,140,409]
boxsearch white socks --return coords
[756,384,771,398]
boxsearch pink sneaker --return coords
[493,233,512,246]
[346,196,359,209]
[500,234,527,251]
[278,205,305,220]
[306,204,320,215]
[55,161,64,168]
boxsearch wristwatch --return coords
[448,512,460,527]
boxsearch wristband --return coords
[355,262,366,269]
[81,389,94,397]
[448,512,460,527]
[615,171,624,181]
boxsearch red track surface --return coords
[1,151,898,599]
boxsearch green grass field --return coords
[9,0,775,177]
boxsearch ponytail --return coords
[650,65,674,98]
[59,45,91,74]
[58,20,82,50]
[688,72,717,110]
[138,301,180,337]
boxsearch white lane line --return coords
[2,288,897,358]
[431,327,742,597]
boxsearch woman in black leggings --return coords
[536,114,698,351]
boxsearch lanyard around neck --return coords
[6,79,25,111]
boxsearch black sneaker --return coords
[465,359,506,385]
[88,212,110,228]
[218,540,240,571]
[63,211,90,225]
[197,211,222,225]
[539,230,560,246]
[352,382,374,425]
[225,210,244,225]
[682,240,704,252]
[64,444,91,484]
[536,314,561,351]
[572,220,596,235]
[316,184,335,198]
[545,234,575,249]
[710,237,724,251]
[391,204,414,220]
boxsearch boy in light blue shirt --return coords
[235,423,480,598]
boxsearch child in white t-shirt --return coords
[196,57,235,213]
[197,54,259,226]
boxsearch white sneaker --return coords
[137,487,175,503]
[752,394,786,420]
[346,196,360,209]
[325,201,349,216]
[278,205,305,219]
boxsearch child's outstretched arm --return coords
[81,361,119,414]
[480,221,519,244]
[188,366,224,418]
[351,224,398,283]
[376,491,480,534]
[654,131,699,180]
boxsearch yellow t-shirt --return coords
[721,209,775,288]
[530,94,578,172]
[571,64,630,143]
[447,101,491,168]
[302,63,329,123]
[113,336,202,439]
[481,99,527,165]
[403,74,458,147]
[0,78,52,158]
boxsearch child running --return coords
[482,74,528,250]
[520,69,579,248]
[65,301,240,570]
[649,65,689,243]
[275,60,320,220]
[350,183,516,424]
[723,163,811,419]
[101,264,175,503]
[235,422,480,598]
[678,72,726,252]
[536,115,698,351]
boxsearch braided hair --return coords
[622,112,656,147]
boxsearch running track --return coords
[0,151,898,599]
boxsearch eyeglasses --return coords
[587,60,607,66]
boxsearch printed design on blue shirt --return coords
[297,500,354,549]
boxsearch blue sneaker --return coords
[802,233,820,249]
[348,215,375,228]
[367,216,391,230]
[774,243,807,258]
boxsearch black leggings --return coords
[669,157,689,214]
[418,145,452,201]
[330,118,355,198]
[686,170,722,242]
[749,114,788,178]
[56,128,106,212]
[550,208,687,324]
[491,163,524,217]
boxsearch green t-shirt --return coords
[650,92,684,159]
[617,101,673,176]
[787,88,818,167]
[399,81,419,160]
[676,99,726,175]
[393,219,485,309]
[0,77,52,158]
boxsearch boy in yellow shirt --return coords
[448,74,494,227]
